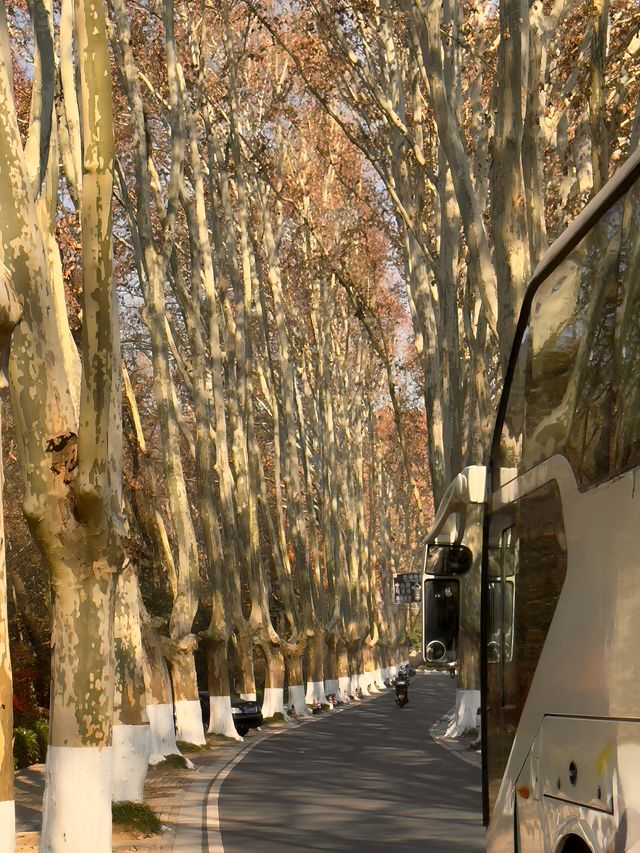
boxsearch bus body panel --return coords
[486,458,640,851]
[515,715,640,852]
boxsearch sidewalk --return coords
[14,691,385,852]
[428,706,482,769]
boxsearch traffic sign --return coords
[393,572,422,604]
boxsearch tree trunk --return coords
[141,622,182,764]
[162,634,205,745]
[305,631,327,705]
[112,565,151,802]
[336,641,352,700]
[205,640,241,741]
[0,0,125,845]
[284,646,310,716]
[589,0,610,193]
[40,569,119,851]
[323,635,339,700]
[261,645,286,720]
[0,400,17,848]
[349,642,365,697]
[0,261,21,848]
[235,628,257,702]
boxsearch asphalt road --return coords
[218,673,485,852]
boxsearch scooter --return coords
[395,677,409,707]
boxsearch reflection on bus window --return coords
[425,544,473,576]
[487,580,515,664]
[497,180,640,490]
[614,181,640,471]
[484,482,567,815]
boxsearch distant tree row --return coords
[243,0,640,718]
[0,1,428,850]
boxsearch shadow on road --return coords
[219,673,485,852]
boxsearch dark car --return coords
[199,691,263,737]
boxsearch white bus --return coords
[482,147,640,852]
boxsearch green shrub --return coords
[33,719,49,761]
[112,802,162,835]
[13,727,40,769]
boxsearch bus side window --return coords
[496,191,640,490]
[613,180,640,471]
[484,482,567,815]
[525,205,622,484]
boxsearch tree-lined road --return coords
[218,673,484,852]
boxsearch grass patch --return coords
[206,732,239,742]
[155,753,192,769]
[176,740,205,753]
[112,802,162,835]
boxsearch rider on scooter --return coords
[395,672,409,706]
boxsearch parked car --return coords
[199,691,263,737]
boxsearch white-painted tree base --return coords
[209,696,243,740]
[112,724,151,802]
[0,799,15,853]
[174,699,206,745]
[261,687,285,719]
[287,684,311,715]
[445,689,481,738]
[40,745,112,852]
[239,692,257,701]
[380,667,389,684]
[338,675,352,700]
[389,665,398,678]
[324,677,339,696]
[358,673,373,693]
[305,680,327,705]
[353,672,370,695]
[363,671,380,692]
[146,702,181,764]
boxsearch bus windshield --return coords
[495,178,640,492]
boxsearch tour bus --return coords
[482,146,640,852]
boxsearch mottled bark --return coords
[113,566,148,727]
[0,263,20,840]
[0,0,123,846]
[112,566,150,801]
[490,0,531,361]
[141,620,173,709]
